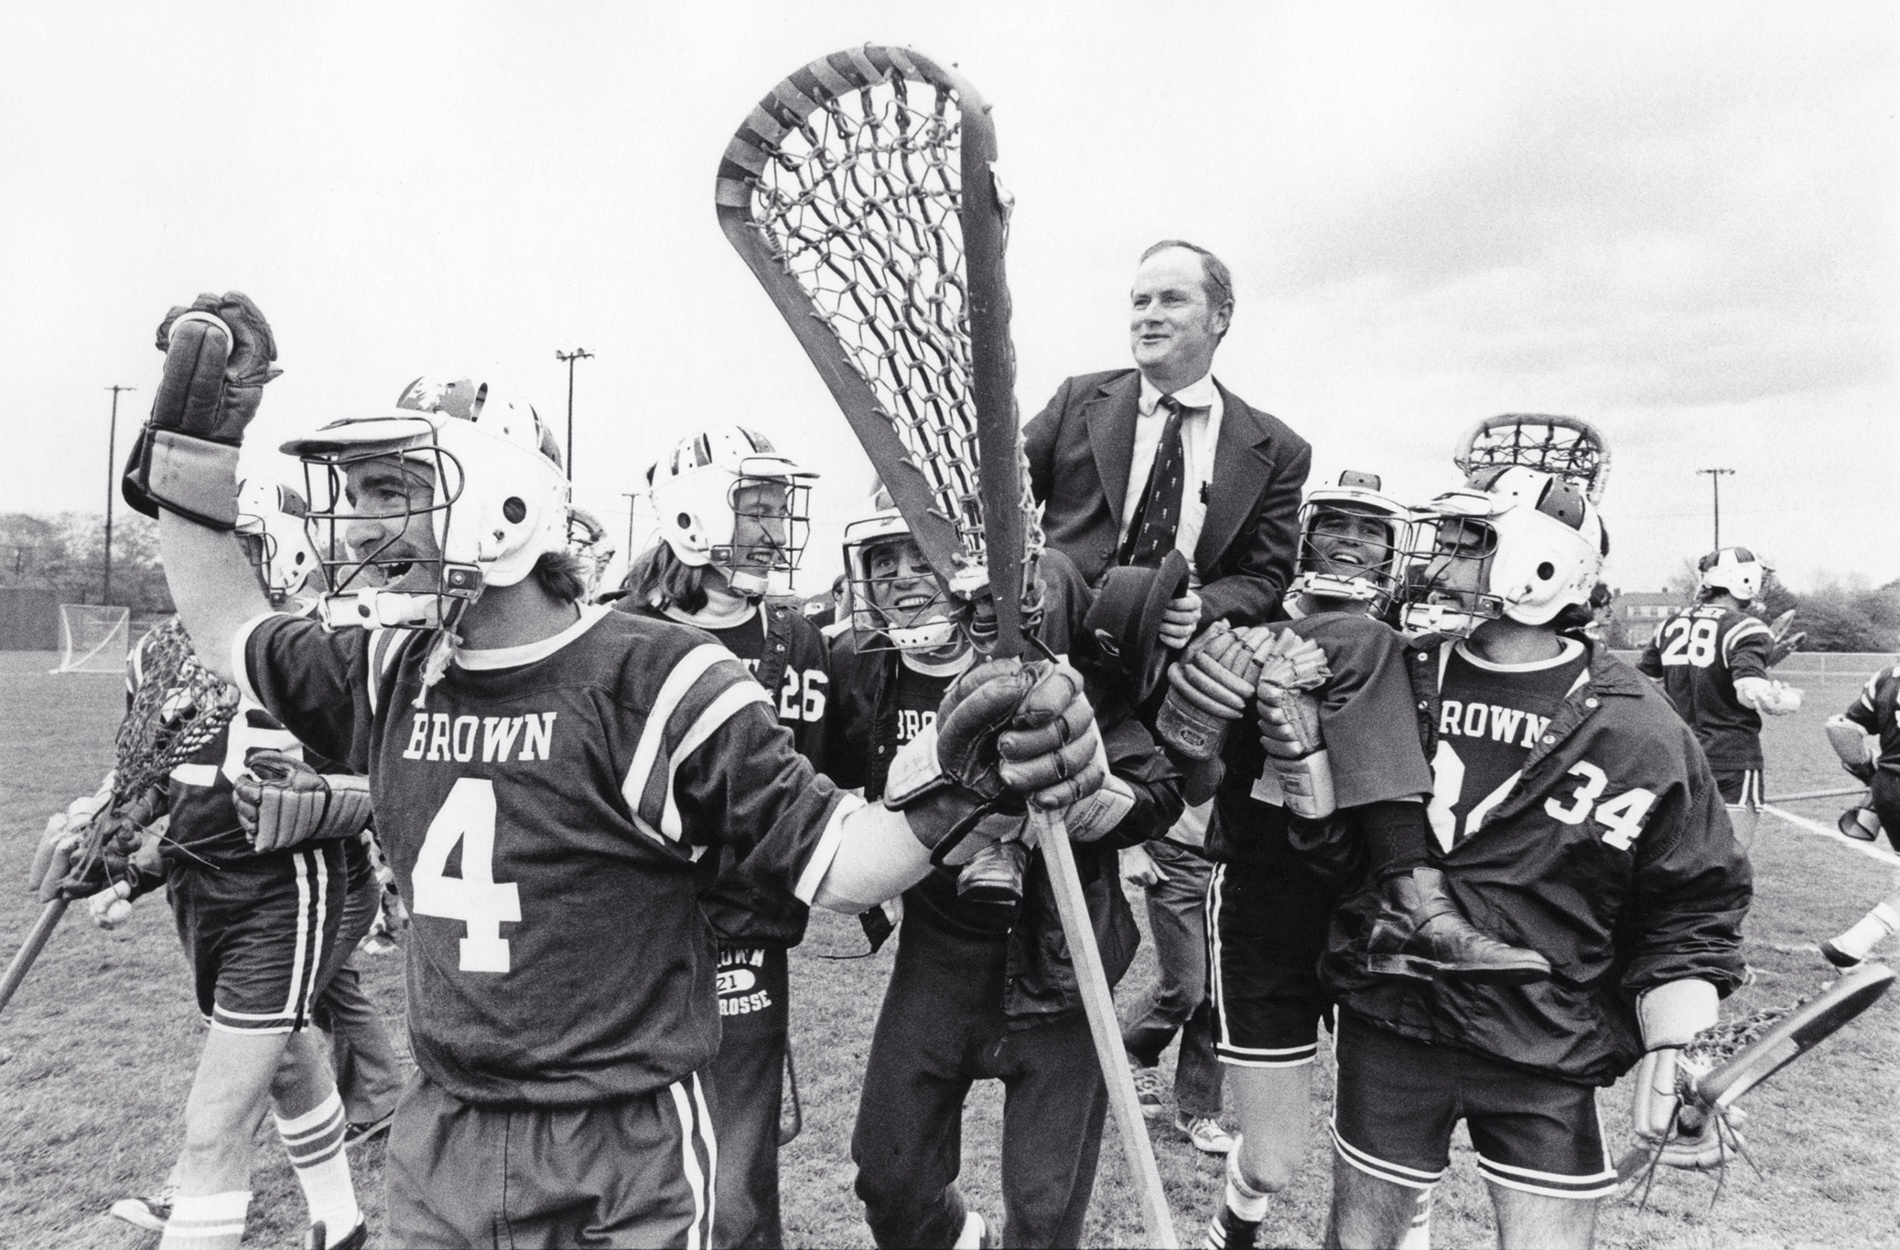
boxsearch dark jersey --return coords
[1844,665,1900,774]
[237,604,849,1106]
[1204,609,1432,865]
[1429,638,1589,851]
[1326,639,1752,1084]
[619,599,832,949]
[1638,604,1774,769]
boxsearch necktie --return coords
[1121,395,1187,568]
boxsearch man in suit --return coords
[1025,240,1312,645]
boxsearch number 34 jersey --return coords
[1322,637,1753,1084]
[1637,604,1774,769]
[235,605,852,1107]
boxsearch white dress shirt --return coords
[1117,371,1224,578]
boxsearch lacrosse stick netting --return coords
[1453,413,1612,503]
[715,45,1043,649]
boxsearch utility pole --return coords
[1695,468,1735,551]
[103,385,135,604]
[622,492,640,564]
[554,349,594,481]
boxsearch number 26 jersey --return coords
[236,604,852,1107]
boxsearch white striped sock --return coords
[276,1089,359,1237]
[158,1190,250,1250]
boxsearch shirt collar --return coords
[454,603,614,671]
[1139,370,1218,416]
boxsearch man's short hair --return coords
[1139,239,1235,324]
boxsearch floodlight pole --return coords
[103,385,135,604]
[1696,468,1734,550]
[555,349,594,481]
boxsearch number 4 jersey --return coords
[233,604,853,1106]
[1637,603,1775,770]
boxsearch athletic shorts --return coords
[1713,767,1764,810]
[1207,858,1335,1067]
[386,1069,718,1249]
[169,840,366,1034]
[1330,1012,1618,1200]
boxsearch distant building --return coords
[1609,591,1687,649]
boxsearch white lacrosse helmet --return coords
[647,426,815,597]
[1400,465,1607,637]
[1697,547,1769,604]
[235,478,318,608]
[1290,470,1411,615]
[284,376,569,629]
[843,505,959,653]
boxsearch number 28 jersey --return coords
[1637,604,1774,769]
[235,604,852,1107]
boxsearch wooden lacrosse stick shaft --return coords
[0,899,70,1016]
[1764,785,1867,804]
[1030,807,1179,1247]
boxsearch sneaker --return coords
[1177,1112,1236,1155]
[344,1110,395,1145]
[306,1218,369,1250]
[106,1189,175,1232]
[1130,1064,1166,1119]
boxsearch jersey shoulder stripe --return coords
[1720,615,1771,664]
[659,679,774,838]
[620,642,763,841]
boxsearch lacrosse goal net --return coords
[53,604,130,674]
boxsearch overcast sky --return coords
[1,2,1893,595]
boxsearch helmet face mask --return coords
[649,427,815,598]
[1400,513,1506,637]
[283,376,568,631]
[1291,488,1410,615]
[1398,467,1605,638]
[843,513,960,654]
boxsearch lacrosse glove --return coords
[1252,629,1336,820]
[884,658,1106,863]
[123,291,280,528]
[234,751,374,853]
[1155,621,1260,761]
[1631,980,1738,1170]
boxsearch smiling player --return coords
[131,292,1110,1247]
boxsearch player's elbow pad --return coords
[1825,715,1873,769]
[812,803,934,913]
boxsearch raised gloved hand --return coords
[123,291,280,528]
[234,751,374,853]
[1155,621,1261,761]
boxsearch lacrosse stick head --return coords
[1686,961,1895,1113]
[716,45,1044,657]
[1453,414,1611,504]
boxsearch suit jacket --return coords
[1024,368,1312,627]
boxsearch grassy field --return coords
[2,650,1896,1248]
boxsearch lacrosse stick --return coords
[717,46,1175,1246]
[1453,413,1612,503]
[1617,962,1896,1202]
[1,618,239,1016]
